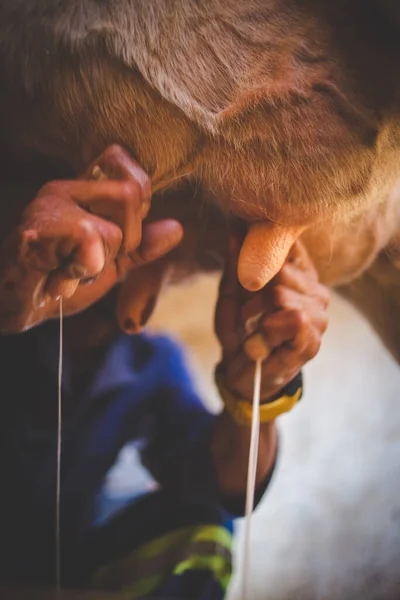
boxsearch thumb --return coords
[214,232,243,358]
[116,259,169,334]
[135,219,183,265]
[115,219,183,334]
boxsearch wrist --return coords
[214,365,303,426]
[211,411,278,500]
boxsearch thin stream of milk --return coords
[56,298,63,595]
[241,358,262,600]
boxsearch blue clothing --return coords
[0,321,274,598]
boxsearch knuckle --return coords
[317,284,330,308]
[75,217,97,240]
[244,332,270,361]
[274,351,290,370]
[18,229,45,263]
[303,333,321,361]
[119,180,141,203]
[306,262,318,279]
[320,315,329,334]
[104,143,125,160]
[274,267,288,285]
[270,375,286,389]
[290,309,309,331]
[40,180,65,197]
[273,284,289,308]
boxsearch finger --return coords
[260,350,302,399]
[70,179,145,254]
[244,300,328,361]
[84,191,143,254]
[239,263,308,333]
[20,225,104,281]
[82,144,152,218]
[45,276,81,300]
[261,308,327,354]
[224,351,256,398]
[243,332,271,361]
[56,217,111,276]
[260,309,307,350]
[133,219,183,266]
[223,349,290,402]
[37,179,143,255]
[23,261,121,330]
[272,285,330,319]
[238,222,305,291]
[25,213,122,301]
[240,289,275,333]
[273,264,329,307]
[224,232,243,291]
[274,263,314,295]
[244,293,329,355]
[286,240,318,276]
[224,320,322,402]
[214,234,243,354]
[261,329,321,382]
[52,263,119,319]
[116,260,169,334]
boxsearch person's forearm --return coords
[209,408,277,498]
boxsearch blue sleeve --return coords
[140,336,276,518]
[138,335,221,507]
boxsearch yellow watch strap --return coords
[214,370,302,426]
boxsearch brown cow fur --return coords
[0,0,400,358]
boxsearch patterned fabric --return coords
[93,525,233,599]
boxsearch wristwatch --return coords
[214,368,303,426]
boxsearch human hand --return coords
[215,235,329,403]
[0,145,183,333]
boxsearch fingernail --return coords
[244,332,271,361]
[67,264,88,279]
[245,312,263,335]
[92,165,107,181]
[123,317,141,335]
